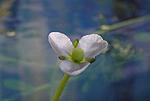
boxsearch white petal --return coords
[59,60,90,76]
[48,32,73,56]
[78,34,108,58]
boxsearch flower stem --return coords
[96,15,150,34]
[52,73,70,101]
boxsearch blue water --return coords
[0,0,150,101]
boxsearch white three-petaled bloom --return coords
[48,32,108,76]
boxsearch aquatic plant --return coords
[48,32,108,101]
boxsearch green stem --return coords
[52,73,70,101]
[96,15,150,34]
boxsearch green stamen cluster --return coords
[71,47,84,63]
[71,39,84,63]
[58,39,96,64]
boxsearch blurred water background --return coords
[0,0,150,101]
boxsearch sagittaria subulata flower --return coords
[48,32,108,76]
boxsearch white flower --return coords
[48,32,108,76]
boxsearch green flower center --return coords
[71,47,84,63]
[58,39,96,64]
